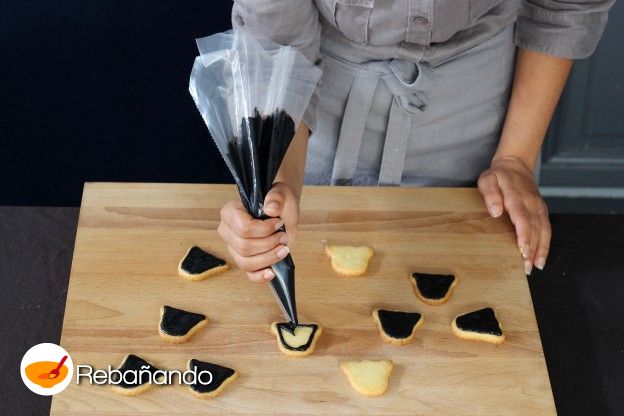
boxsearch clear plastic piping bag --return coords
[189,30,321,326]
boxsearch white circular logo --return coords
[20,343,73,396]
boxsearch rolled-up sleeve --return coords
[515,0,615,59]
[232,0,322,129]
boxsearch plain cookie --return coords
[325,245,374,276]
[340,359,394,397]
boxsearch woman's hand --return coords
[477,156,551,275]
[218,182,300,283]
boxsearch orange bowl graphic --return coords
[25,361,69,388]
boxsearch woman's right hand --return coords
[218,182,300,283]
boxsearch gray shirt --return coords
[231,0,614,67]
[231,0,613,133]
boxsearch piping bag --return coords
[188,30,322,327]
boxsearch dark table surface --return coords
[1,207,623,416]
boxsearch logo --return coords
[21,343,73,396]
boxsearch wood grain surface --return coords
[51,183,556,415]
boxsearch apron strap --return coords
[378,97,412,186]
[331,75,379,185]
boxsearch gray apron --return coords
[304,24,516,187]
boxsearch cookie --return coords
[324,245,374,276]
[159,305,207,343]
[111,354,164,396]
[410,272,457,305]
[340,359,394,397]
[270,322,322,357]
[187,359,237,399]
[372,309,424,345]
[452,307,505,344]
[178,246,229,281]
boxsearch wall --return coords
[1,1,233,206]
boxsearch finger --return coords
[534,203,551,270]
[246,269,275,283]
[285,223,298,242]
[219,220,288,257]
[263,184,287,218]
[231,230,289,257]
[221,201,283,238]
[271,182,301,236]
[505,194,531,259]
[477,171,504,217]
[229,244,290,273]
[525,212,541,275]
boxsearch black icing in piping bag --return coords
[232,108,299,327]
[189,31,321,326]
[267,237,298,326]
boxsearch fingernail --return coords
[519,245,529,259]
[535,257,546,270]
[264,270,275,280]
[276,245,290,258]
[524,259,533,276]
[266,202,280,213]
[279,233,289,244]
[274,220,284,231]
[489,204,503,217]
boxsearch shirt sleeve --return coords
[514,0,615,59]
[231,0,322,130]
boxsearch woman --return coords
[218,0,613,281]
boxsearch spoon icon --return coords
[38,355,68,380]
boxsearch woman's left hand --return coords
[477,156,551,275]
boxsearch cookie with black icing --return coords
[110,354,164,396]
[410,272,457,305]
[187,359,237,399]
[178,246,229,281]
[452,307,505,344]
[159,305,207,343]
[270,322,322,357]
[372,309,424,345]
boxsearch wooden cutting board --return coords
[51,183,555,415]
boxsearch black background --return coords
[1,1,234,206]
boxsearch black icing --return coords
[275,323,318,352]
[455,307,503,336]
[412,272,455,300]
[269,251,298,327]
[160,305,206,336]
[181,246,226,274]
[188,359,236,394]
[376,309,422,339]
[111,354,163,389]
